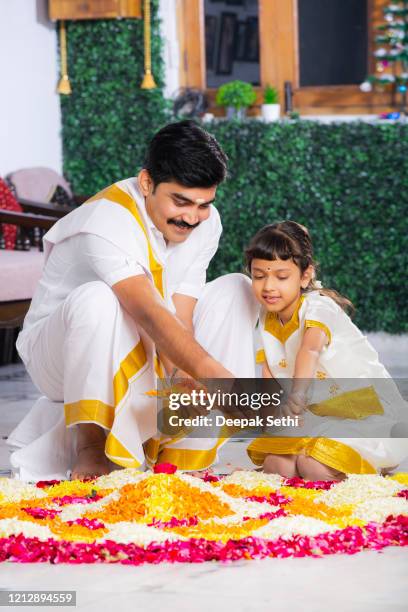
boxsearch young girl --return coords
[245,221,408,481]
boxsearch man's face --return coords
[138,170,216,243]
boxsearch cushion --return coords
[0,249,44,301]
[48,184,75,207]
[0,178,23,250]
[6,167,72,201]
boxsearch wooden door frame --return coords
[177,0,394,115]
[177,0,206,89]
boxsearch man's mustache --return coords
[168,219,200,230]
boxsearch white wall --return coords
[0,0,62,177]
[0,0,180,180]
[159,0,180,99]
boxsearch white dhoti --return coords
[8,273,259,481]
[248,291,408,474]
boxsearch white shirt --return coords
[258,290,408,419]
[259,291,390,381]
[18,177,222,358]
[141,194,222,300]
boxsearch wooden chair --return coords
[0,209,57,328]
[6,167,88,208]
[0,204,74,364]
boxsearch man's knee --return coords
[210,272,251,294]
[63,281,119,329]
[202,273,258,317]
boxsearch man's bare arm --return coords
[158,293,196,376]
[112,275,232,380]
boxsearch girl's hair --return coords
[244,220,354,314]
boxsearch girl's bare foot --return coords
[71,423,111,480]
[296,454,346,481]
[263,454,298,478]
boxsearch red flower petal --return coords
[35,480,61,489]
[153,463,177,474]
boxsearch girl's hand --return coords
[282,391,307,424]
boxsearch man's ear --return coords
[301,265,315,290]
[138,169,153,196]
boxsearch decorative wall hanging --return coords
[57,20,71,95]
[49,0,153,94]
[141,0,157,89]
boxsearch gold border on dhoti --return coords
[65,399,115,429]
[105,432,143,468]
[247,437,377,474]
[65,338,149,468]
[308,385,384,420]
[145,436,230,471]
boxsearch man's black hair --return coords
[144,120,228,188]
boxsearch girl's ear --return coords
[301,265,315,289]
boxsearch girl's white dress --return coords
[248,290,408,474]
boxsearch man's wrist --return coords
[195,356,233,379]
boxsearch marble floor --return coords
[0,332,407,611]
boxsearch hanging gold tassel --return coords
[57,20,72,95]
[141,0,157,89]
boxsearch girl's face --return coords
[250,258,313,322]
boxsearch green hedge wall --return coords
[207,120,408,333]
[60,0,169,193]
[59,17,408,331]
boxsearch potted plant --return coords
[215,80,257,120]
[262,85,280,122]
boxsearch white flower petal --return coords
[0,478,46,503]
[319,474,403,507]
[0,519,53,540]
[254,516,338,540]
[101,521,184,546]
[352,497,408,523]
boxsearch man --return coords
[9,121,258,481]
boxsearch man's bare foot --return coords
[71,443,111,480]
[71,423,111,480]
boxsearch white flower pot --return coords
[261,104,281,122]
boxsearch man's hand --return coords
[112,275,233,380]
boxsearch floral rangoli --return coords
[0,464,407,564]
